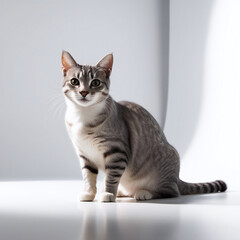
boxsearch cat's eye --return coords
[70,78,80,86]
[90,79,101,87]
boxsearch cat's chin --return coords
[76,100,94,107]
[75,99,102,108]
[76,96,108,108]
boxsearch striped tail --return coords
[178,179,227,195]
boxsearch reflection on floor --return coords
[0,181,239,240]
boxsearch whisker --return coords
[47,90,66,119]
[53,102,65,119]
[46,92,63,102]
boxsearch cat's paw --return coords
[78,192,95,201]
[99,192,116,202]
[134,190,153,201]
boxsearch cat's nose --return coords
[80,91,89,97]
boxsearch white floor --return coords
[0,181,239,240]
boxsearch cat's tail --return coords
[178,179,227,195]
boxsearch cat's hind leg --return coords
[135,183,180,201]
[156,183,180,199]
[134,189,153,200]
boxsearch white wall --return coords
[166,0,240,189]
[0,0,169,180]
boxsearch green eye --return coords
[70,78,80,86]
[91,79,101,87]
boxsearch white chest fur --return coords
[70,123,105,170]
[65,100,106,170]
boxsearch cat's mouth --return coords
[80,98,89,102]
[75,97,91,106]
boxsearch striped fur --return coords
[82,165,98,175]
[62,51,227,202]
[178,180,227,195]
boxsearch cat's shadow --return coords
[115,191,239,206]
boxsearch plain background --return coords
[0,0,239,190]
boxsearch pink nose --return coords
[80,91,89,97]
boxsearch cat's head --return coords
[61,51,113,107]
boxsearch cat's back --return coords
[117,100,167,145]
[117,100,162,132]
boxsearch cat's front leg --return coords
[100,158,127,202]
[79,155,98,201]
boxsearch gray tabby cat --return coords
[62,51,227,202]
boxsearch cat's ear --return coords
[96,54,113,77]
[61,50,77,76]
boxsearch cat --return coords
[61,50,227,202]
